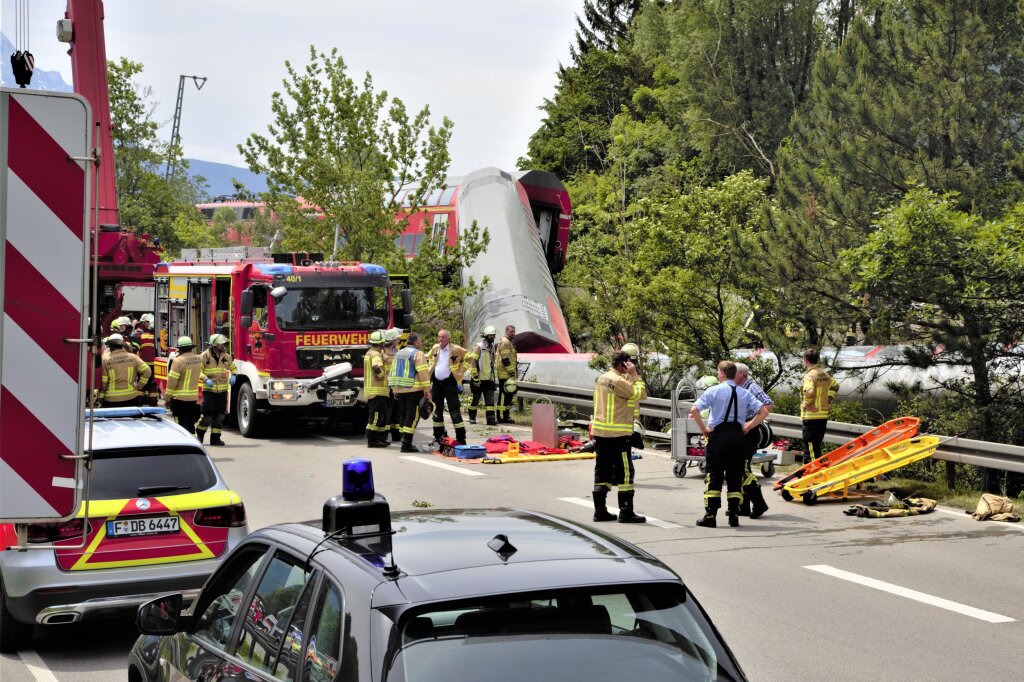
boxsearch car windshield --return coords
[274,286,388,331]
[386,585,740,682]
[91,446,217,499]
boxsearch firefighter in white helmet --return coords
[364,330,390,448]
[197,334,237,446]
[496,324,518,423]
[98,333,151,407]
[465,325,499,426]
[383,328,404,443]
[131,313,158,406]
[165,336,203,434]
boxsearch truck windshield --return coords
[274,286,389,331]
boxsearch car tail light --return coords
[194,504,247,528]
[26,519,90,544]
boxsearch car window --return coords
[234,551,312,676]
[192,545,267,649]
[269,577,317,682]
[91,446,217,498]
[304,580,343,682]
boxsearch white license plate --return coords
[106,516,179,538]
[324,399,348,408]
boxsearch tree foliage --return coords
[107,58,211,254]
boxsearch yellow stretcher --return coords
[780,436,940,505]
[481,451,596,464]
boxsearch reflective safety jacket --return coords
[199,349,237,394]
[388,346,431,393]
[100,349,151,402]
[131,329,156,364]
[166,351,204,402]
[592,369,647,438]
[496,336,518,380]
[364,346,389,398]
[427,343,468,383]
[801,365,839,420]
[466,340,498,382]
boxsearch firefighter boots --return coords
[209,434,225,447]
[592,488,616,522]
[195,429,206,445]
[727,498,741,527]
[696,509,717,528]
[617,491,646,523]
[455,428,467,445]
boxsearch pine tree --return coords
[571,0,645,60]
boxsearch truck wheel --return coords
[236,382,264,438]
[0,576,33,653]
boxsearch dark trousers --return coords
[497,378,515,421]
[468,380,497,425]
[366,395,390,443]
[431,376,466,441]
[102,396,141,408]
[171,399,200,435]
[388,393,402,440]
[802,419,828,462]
[703,424,744,512]
[593,436,635,492]
[397,390,424,444]
[198,391,228,440]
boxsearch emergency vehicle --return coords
[152,252,412,437]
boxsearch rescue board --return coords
[781,436,939,504]
[774,417,920,490]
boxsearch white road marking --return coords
[315,435,348,444]
[18,650,60,682]
[934,506,1024,532]
[804,565,1016,624]
[559,496,682,529]
[401,456,486,477]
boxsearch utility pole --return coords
[166,74,207,179]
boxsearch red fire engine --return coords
[152,251,411,437]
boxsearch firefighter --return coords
[801,348,840,464]
[591,351,648,523]
[496,324,518,423]
[735,362,773,519]
[383,327,403,444]
[112,316,138,352]
[465,326,499,426]
[388,331,432,453]
[690,360,769,528]
[130,313,158,406]
[197,334,237,446]
[364,330,390,448]
[165,336,203,435]
[98,334,151,407]
[620,343,643,449]
[427,329,469,445]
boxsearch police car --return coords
[129,460,747,681]
[0,407,248,653]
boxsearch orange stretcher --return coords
[774,417,920,491]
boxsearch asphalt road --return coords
[3,418,1023,681]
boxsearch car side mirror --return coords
[240,290,254,316]
[400,288,412,312]
[137,594,187,635]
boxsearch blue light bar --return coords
[361,263,387,276]
[255,263,293,276]
[342,459,376,500]
[86,407,167,418]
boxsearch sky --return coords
[0,0,586,175]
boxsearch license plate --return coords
[324,399,346,408]
[106,516,179,538]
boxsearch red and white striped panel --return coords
[0,90,91,521]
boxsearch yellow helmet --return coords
[620,342,639,359]
[369,330,385,345]
[177,336,194,348]
[209,334,229,347]
[113,316,132,329]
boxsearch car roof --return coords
[261,508,680,608]
[84,414,203,451]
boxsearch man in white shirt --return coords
[427,330,470,445]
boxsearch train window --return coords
[439,186,456,206]
[427,188,443,206]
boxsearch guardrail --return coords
[518,381,1024,475]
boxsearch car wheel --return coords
[236,382,264,438]
[0,575,33,653]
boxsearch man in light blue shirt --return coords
[690,360,770,528]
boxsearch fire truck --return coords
[152,250,412,437]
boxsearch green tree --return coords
[572,0,645,58]
[107,58,207,253]
[239,47,486,338]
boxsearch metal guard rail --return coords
[517,381,1024,475]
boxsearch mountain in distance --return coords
[1,33,73,92]
[186,158,267,199]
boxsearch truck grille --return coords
[296,347,366,374]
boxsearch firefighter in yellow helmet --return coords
[465,325,499,426]
[364,330,390,448]
[197,334,237,446]
[496,324,518,423]
[98,333,151,407]
[591,351,648,523]
[800,348,839,464]
[383,327,404,443]
[388,331,432,452]
[165,336,203,435]
[130,313,158,406]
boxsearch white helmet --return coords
[105,333,124,346]
[384,328,402,342]
[140,313,155,325]
[621,343,639,359]
[113,316,132,329]
[483,325,497,337]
